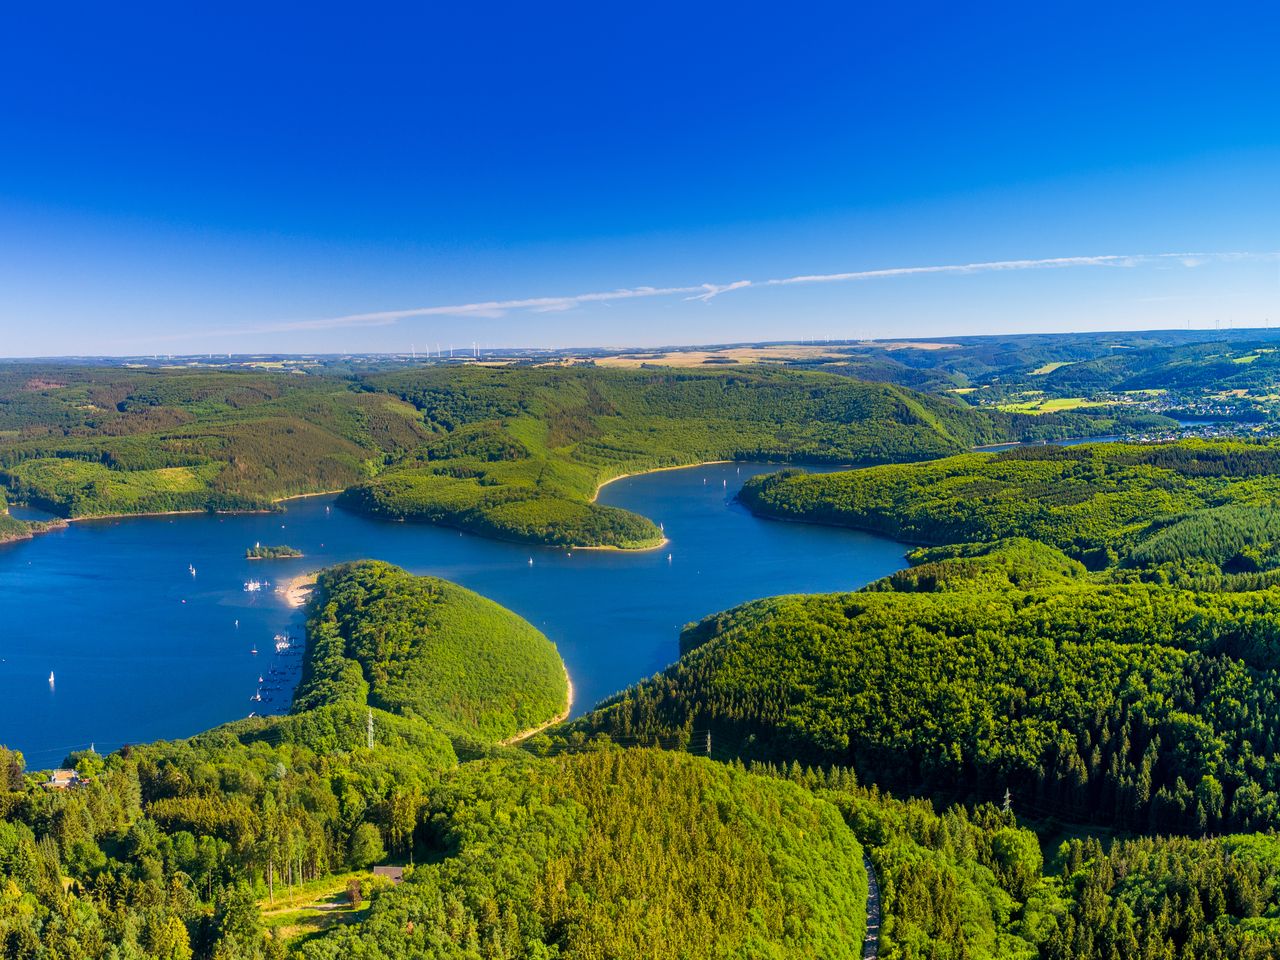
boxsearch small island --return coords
[245,543,303,560]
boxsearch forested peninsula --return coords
[741,440,1280,581]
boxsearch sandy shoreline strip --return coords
[591,460,733,501]
[278,572,319,608]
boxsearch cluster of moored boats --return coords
[247,632,303,713]
[160,564,304,717]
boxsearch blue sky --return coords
[1,3,1277,356]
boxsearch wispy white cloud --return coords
[762,254,1143,290]
[143,250,1280,343]
[274,284,715,331]
[685,280,752,302]
[308,251,1272,321]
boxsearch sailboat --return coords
[48,671,54,685]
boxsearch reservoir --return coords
[0,461,908,766]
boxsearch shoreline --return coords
[742,505,924,549]
[499,665,574,746]
[9,459,804,552]
[571,537,669,553]
[59,488,345,526]
[278,572,320,608]
[591,460,733,501]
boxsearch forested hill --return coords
[571,533,1280,825]
[295,750,870,960]
[740,439,1280,582]
[295,561,568,743]
[0,365,434,516]
[0,362,1021,548]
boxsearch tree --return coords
[348,823,385,869]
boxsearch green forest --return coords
[741,440,1280,582]
[246,545,303,560]
[0,489,28,543]
[0,362,1045,549]
[296,562,568,743]
[11,351,1280,957]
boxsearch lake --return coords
[0,462,908,766]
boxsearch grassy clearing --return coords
[1232,350,1274,364]
[995,396,1107,414]
[261,871,374,942]
[1029,360,1074,375]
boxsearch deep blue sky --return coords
[1,3,1277,355]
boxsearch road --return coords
[863,852,881,958]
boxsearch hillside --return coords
[0,562,880,960]
[0,364,432,515]
[7,550,1280,957]
[740,440,1280,579]
[570,542,1280,836]
[0,363,1006,548]
[341,365,1001,548]
[297,749,868,960]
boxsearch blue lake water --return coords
[0,462,908,766]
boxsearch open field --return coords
[260,872,373,942]
[995,395,1109,414]
[1029,360,1074,374]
